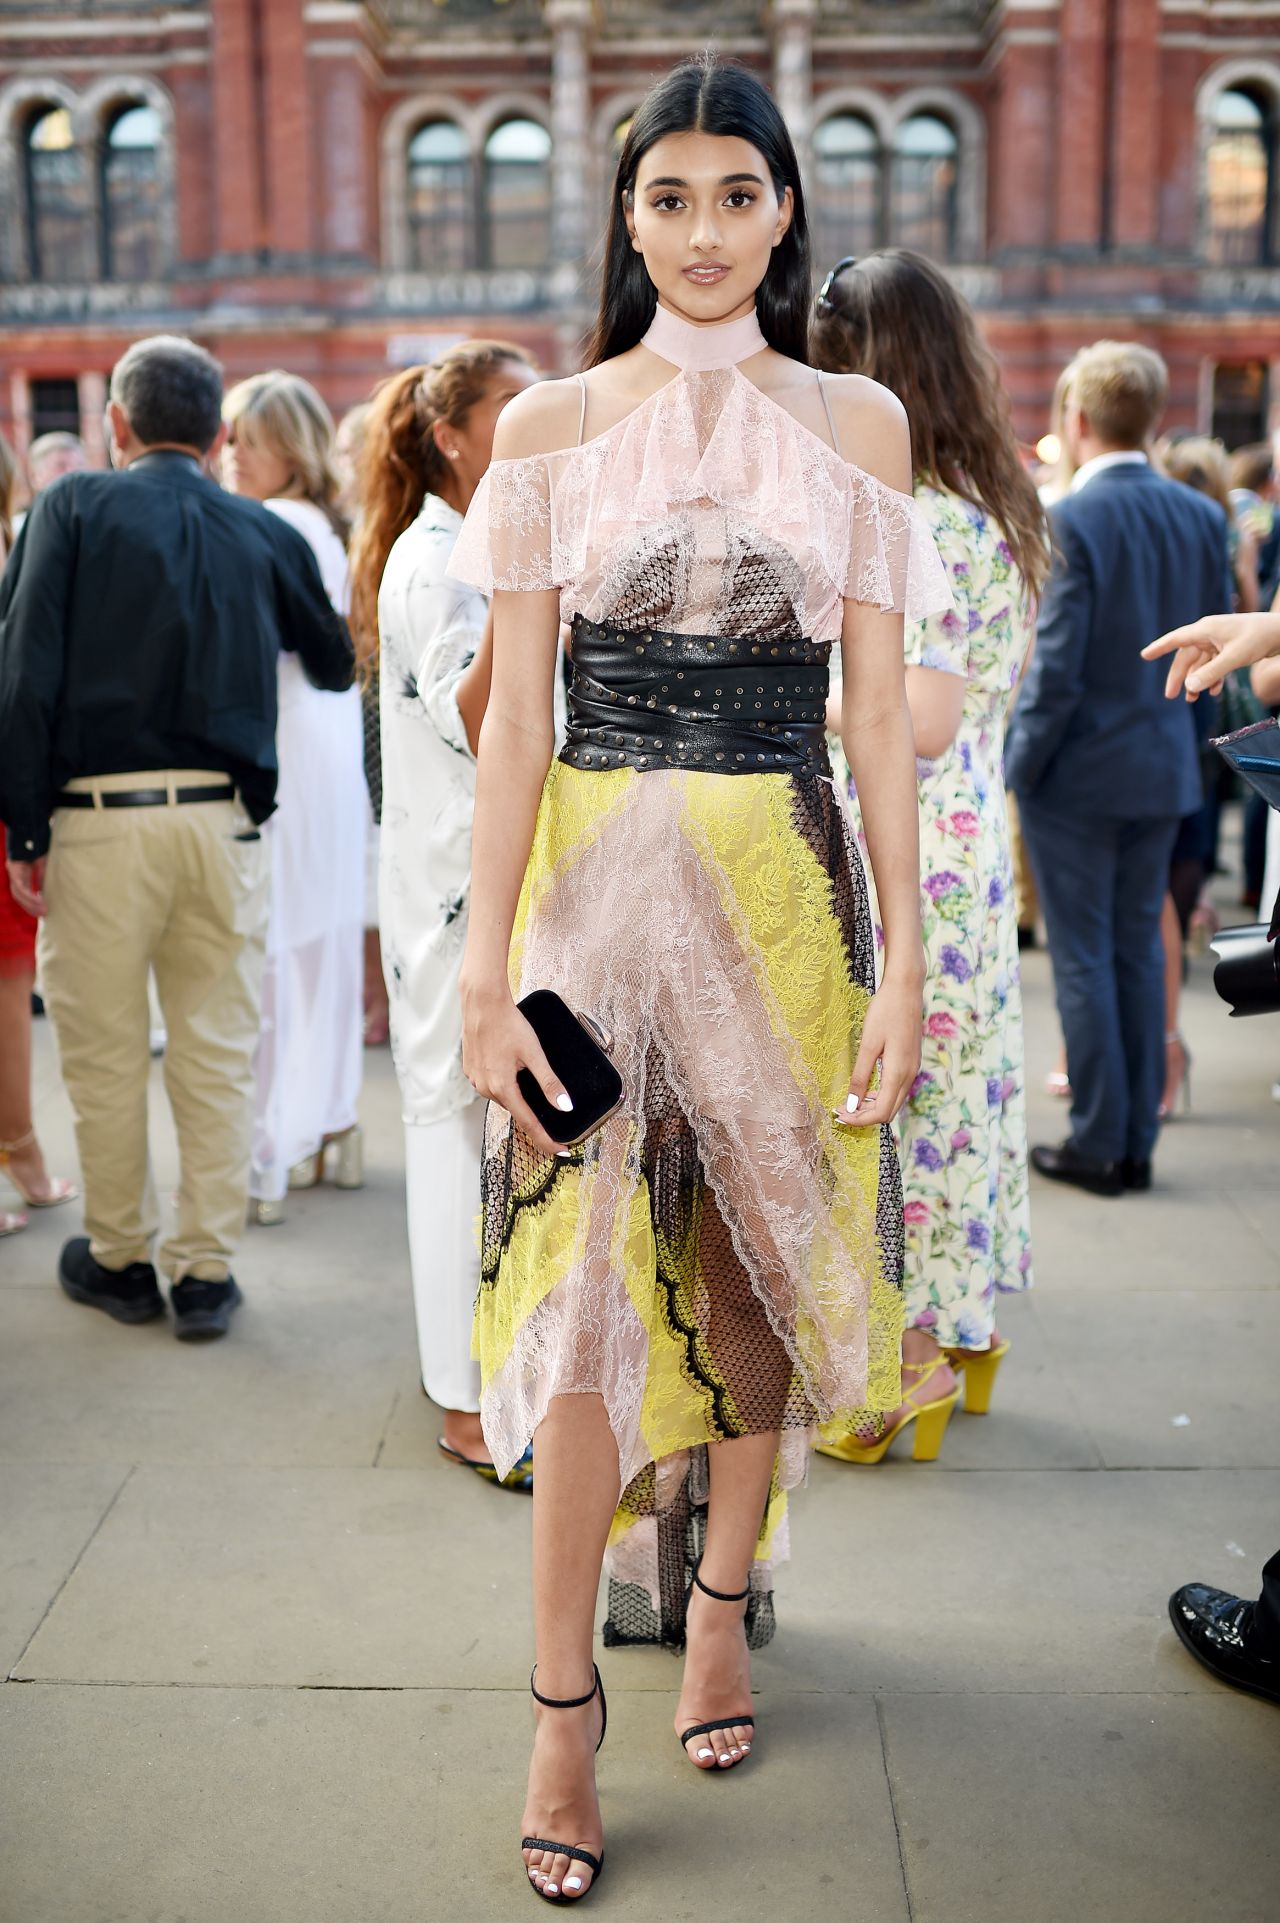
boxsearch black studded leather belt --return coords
[54,782,237,809]
[561,615,831,778]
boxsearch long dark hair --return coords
[810,249,1050,599]
[585,57,812,368]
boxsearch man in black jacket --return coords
[0,334,353,1339]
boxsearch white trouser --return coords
[404,1102,485,1412]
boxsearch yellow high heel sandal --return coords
[943,1337,1011,1416]
[816,1357,959,1465]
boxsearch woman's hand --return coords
[1142,612,1280,701]
[837,967,923,1130]
[460,973,574,1159]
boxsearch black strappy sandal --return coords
[521,1663,607,1905]
[677,1564,756,1772]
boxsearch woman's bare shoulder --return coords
[820,371,911,480]
[490,377,585,462]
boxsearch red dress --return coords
[0,828,36,976]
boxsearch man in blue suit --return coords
[1006,341,1230,1195]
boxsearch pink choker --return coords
[641,302,768,371]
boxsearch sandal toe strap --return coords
[521,1839,602,1876]
[679,1715,755,1745]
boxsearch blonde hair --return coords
[222,370,346,540]
[1069,340,1168,450]
[1158,435,1233,518]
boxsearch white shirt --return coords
[1070,450,1149,494]
[377,494,485,1126]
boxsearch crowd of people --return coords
[1,53,1276,1910]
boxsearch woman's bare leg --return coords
[0,971,59,1199]
[675,1428,778,1768]
[522,1392,620,1901]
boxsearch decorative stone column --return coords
[547,0,593,268]
[771,0,816,189]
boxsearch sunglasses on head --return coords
[815,256,857,316]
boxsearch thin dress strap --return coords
[575,373,588,448]
[816,370,842,461]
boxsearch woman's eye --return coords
[725,191,757,209]
[652,194,685,212]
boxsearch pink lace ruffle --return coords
[448,366,952,642]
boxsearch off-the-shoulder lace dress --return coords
[449,302,951,1647]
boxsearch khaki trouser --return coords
[38,771,270,1280]
[1007,790,1041,932]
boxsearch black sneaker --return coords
[170,1275,242,1341]
[58,1237,164,1324]
[1121,1157,1152,1191]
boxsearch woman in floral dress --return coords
[812,250,1049,1449]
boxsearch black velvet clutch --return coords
[516,990,625,1147]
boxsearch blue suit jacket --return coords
[1005,463,1230,818]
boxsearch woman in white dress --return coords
[223,372,367,1223]
[347,342,538,1482]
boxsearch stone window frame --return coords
[1196,58,1280,267]
[810,84,985,264]
[382,90,554,274]
[0,72,175,285]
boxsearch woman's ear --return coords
[773,183,794,248]
[430,416,456,463]
[623,189,642,254]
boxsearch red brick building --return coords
[2,0,1278,462]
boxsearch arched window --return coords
[483,117,552,271]
[102,104,162,281]
[1206,88,1275,265]
[26,106,88,281]
[812,115,882,272]
[407,120,472,273]
[892,113,958,260]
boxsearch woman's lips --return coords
[683,263,730,283]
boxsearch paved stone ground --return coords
[2,931,1279,1923]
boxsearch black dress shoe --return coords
[1030,1140,1124,1197]
[58,1236,164,1324]
[1121,1158,1152,1191]
[1168,1583,1280,1706]
[170,1275,242,1341]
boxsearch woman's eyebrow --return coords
[641,172,766,190]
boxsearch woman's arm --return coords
[830,378,925,1126]
[905,665,966,759]
[1235,526,1260,616]
[457,383,583,1154]
[455,607,494,754]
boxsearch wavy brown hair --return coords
[0,430,17,560]
[347,340,534,668]
[810,249,1049,599]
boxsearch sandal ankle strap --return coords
[529,1662,601,1711]
[0,1125,35,1157]
[691,1560,751,1605]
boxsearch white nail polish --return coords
[546,1885,558,1896]
[565,1877,583,1891]
[698,1746,714,1759]
[845,1092,860,1113]
[556,1092,574,1112]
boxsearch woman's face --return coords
[223,417,294,501]
[437,360,541,503]
[625,130,793,329]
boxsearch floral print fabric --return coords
[847,484,1034,1347]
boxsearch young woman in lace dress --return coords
[450,60,950,1904]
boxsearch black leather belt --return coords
[54,783,237,810]
[562,615,830,778]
